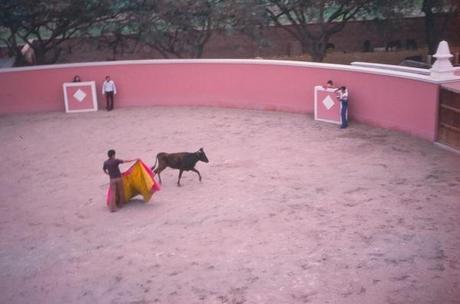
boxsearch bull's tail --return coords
[151,155,158,173]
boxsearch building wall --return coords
[0,60,443,142]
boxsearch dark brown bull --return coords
[151,148,209,186]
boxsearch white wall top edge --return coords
[350,62,431,75]
[62,80,96,87]
[441,82,460,94]
[1,58,459,84]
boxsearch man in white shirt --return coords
[336,86,349,129]
[102,75,117,111]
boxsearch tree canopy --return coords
[0,0,457,65]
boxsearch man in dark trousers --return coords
[102,75,117,111]
[337,86,349,129]
[103,149,136,212]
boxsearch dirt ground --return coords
[0,106,459,304]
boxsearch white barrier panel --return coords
[314,85,341,125]
[63,81,98,113]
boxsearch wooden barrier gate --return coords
[437,84,460,151]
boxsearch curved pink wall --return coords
[0,60,446,141]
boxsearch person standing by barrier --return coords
[102,76,117,111]
[103,149,136,212]
[324,80,335,90]
[337,86,349,129]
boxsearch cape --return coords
[106,160,160,205]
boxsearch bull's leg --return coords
[157,172,162,184]
[177,170,184,186]
[191,168,202,182]
[156,171,162,184]
[151,157,158,172]
[155,165,166,184]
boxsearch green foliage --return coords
[0,0,128,64]
[1,0,457,64]
[421,0,458,54]
[265,0,369,61]
[126,0,268,58]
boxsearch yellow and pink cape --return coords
[106,160,160,205]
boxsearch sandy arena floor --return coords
[0,106,459,304]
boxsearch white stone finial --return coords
[430,40,455,80]
[433,41,453,59]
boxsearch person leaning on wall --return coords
[324,80,335,90]
[102,75,117,111]
[336,86,349,129]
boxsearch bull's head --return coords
[198,148,209,163]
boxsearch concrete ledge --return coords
[351,61,430,75]
[2,58,457,84]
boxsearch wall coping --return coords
[1,58,459,84]
[441,81,460,94]
[350,62,431,75]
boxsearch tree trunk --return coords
[422,0,437,55]
[304,37,327,62]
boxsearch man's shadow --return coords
[122,198,156,210]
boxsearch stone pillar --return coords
[430,41,455,80]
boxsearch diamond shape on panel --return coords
[322,95,335,110]
[73,89,87,102]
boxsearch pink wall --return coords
[0,60,442,141]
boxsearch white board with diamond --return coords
[314,85,342,125]
[63,81,98,113]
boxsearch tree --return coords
[421,0,458,54]
[124,0,268,59]
[265,0,368,62]
[0,0,126,65]
[364,0,459,54]
[214,0,270,47]
[362,0,417,50]
[126,0,220,59]
[96,1,143,60]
